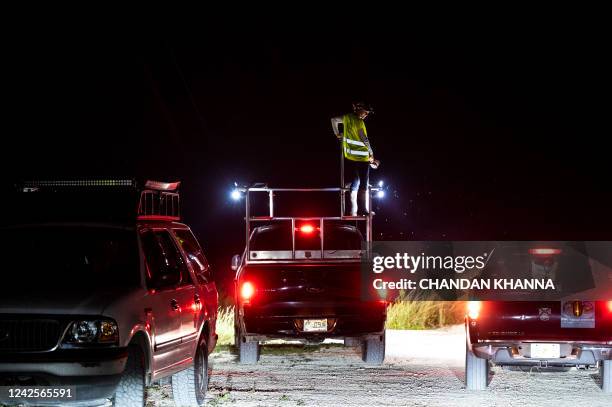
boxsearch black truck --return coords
[232,187,387,364]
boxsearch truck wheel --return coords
[465,343,489,390]
[362,333,385,365]
[172,337,208,406]
[601,360,611,393]
[114,346,146,406]
[239,332,260,364]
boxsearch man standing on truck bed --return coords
[331,102,380,216]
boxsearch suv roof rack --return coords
[138,180,181,221]
[14,178,181,222]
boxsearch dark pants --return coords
[344,159,370,192]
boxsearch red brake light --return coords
[607,301,612,313]
[241,282,255,302]
[297,224,316,234]
[529,248,562,256]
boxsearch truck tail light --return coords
[467,301,481,319]
[241,281,255,303]
[529,248,562,256]
[296,224,319,234]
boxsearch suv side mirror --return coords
[231,254,241,271]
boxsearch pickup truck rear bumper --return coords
[471,342,612,365]
[240,301,387,340]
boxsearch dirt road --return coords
[148,326,611,406]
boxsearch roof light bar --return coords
[23,179,135,188]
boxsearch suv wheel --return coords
[114,346,146,406]
[238,329,260,364]
[362,333,385,365]
[465,343,489,390]
[601,360,611,393]
[172,336,209,406]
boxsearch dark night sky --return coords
[3,21,610,296]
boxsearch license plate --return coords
[531,343,560,359]
[303,319,327,332]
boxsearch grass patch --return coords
[385,301,465,330]
[216,306,235,346]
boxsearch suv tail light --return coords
[467,301,481,319]
[240,281,255,304]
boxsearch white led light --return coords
[231,189,242,201]
[376,190,385,198]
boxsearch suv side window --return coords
[174,229,212,284]
[157,230,193,287]
[140,230,188,289]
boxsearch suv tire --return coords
[172,336,209,406]
[362,333,385,365]
[601,360,611,393]
[114,346,146,406]
[465,343,489,390]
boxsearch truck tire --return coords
[172,336,208,406]
[114,346,146,406]
[362,333,385,365]
[240,339,260,364]
[601,360,612,393]
[465,343,489,390]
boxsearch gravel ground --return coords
[147,326,612,407]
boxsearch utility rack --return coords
[239,186,378,264]
[18,179,182,222]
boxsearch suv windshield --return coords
[0,225,138,289]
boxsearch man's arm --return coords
[357,128,374,156]
[331,116,343,139]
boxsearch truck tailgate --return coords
[474,301,612,343]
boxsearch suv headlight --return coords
[63,320,118,346]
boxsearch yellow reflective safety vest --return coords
[342,113,370,162]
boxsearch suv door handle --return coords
[170,299,180,311]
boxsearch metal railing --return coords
[240,186,376,263]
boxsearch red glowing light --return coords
[241,282,255,301]
[529,248,562,256]
[299,224,315,234]
[607,301,612,313]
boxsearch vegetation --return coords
[385,301,465,330]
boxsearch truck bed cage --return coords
[241,186,375,263]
